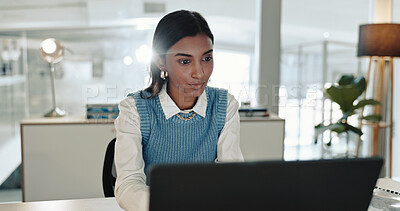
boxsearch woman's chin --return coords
[184,88,204,98]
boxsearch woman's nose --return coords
[191,62,204,79]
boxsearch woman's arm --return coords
[216,93,244,162]
[114,97,149,211]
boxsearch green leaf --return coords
[361,114,382,122]
[331,124,347,134]
[337,75,366,96]
[314,122,363,137]
[354,77,366,95]
[314,123,346,138]
[338,75,355,86]
[325,85,362,113]
[353,99,380,110]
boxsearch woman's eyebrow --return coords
[174,53,192,57]
[202,49,213,55]
[174,49,213,57]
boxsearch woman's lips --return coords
[189,83,204,90]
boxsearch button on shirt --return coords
[114,85,244,211]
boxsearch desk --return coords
[0,197,123,211]
[20,115,284,202]
[369,189,400,210]
[0,192,399,211]
[20,117,116,202]
[239,114,285,161]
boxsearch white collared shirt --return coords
[158,83,208,119]
[114,85,244,211]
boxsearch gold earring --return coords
[160,70,168,80]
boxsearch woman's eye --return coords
[179,59,190,65]
[203,56,213,62]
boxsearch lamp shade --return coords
[357,23,400,57]
[39,38,64,63]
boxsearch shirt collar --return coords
[159,83,207,120]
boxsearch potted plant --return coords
[314,75,381,157]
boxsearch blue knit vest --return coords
[129,86,227,179]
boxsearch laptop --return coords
[149,157,383,211]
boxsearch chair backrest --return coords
[102,138,117,197]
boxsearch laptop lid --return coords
[149,157,383,211]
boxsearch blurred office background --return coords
[1,0,400,202]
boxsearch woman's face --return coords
[161,33,213,101]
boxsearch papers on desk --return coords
[239,106,269,117]
[369,178,400,211]
[375,178,400,195]
[86,104,119,119]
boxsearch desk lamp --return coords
[39,38,66,117]
[357,23,400,177]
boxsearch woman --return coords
[114,10,243,210]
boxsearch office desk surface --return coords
[0,197,123,211]
[0,192,399,211]
[369,189,400,210]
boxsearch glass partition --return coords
[280,41,368,160]
[0,35,28,194]
[0,1,256,201]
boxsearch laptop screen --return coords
[149,157,383,211]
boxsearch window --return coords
[210,50,251,103]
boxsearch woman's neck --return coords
[176,98,198,110]
[167,87,198,110]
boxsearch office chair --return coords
[102,138,117,197]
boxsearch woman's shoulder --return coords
[120,89,152,109]
[205,86,227,99]
[205,86,238,107]
[124,89,154,102]
[206,86,236,100]
[119,95,137,110]
[122,89,158,114]
[205,86,227,92]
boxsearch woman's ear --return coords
[155,55,166,70]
